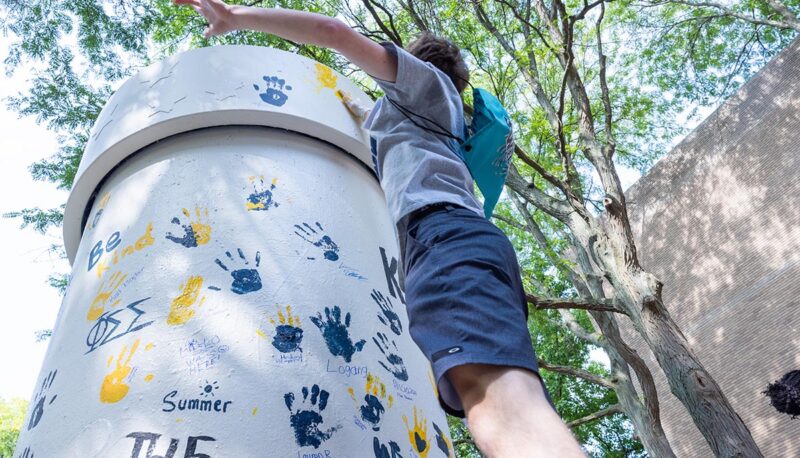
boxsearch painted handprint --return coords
[87,192,111,231]
[284,384,339,449]
[433,422,453,457]
[214,248,262,294]
[310,306,365,363]
[348,372,394,431]
[17,446,34,458]
[269,305,303,353]
[100,339,140,403]
[167,275,205,326]
[27,369,57,430]
[373,289,402,335]
[294,222,340,261]
[373,437,404,458]
[87,270,127,321]
[165,207,212,248]
[254,75,292,107]
[245,175,280,211]
[373,332,409,381]
[403,407,430,458]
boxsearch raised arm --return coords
[174,0,397,82]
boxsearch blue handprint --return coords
[294,222,340,261]
[254,75,292,107]
[373,437,404,458]
[372,289,402,335]
[214,248,262,294]
[433,422,453,457]
[310,306,365,363]
[373,332,408,382]
[28,369,57,431]
[284,384,339,448]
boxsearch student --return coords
[176,1,586,455]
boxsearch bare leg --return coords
[448,364,586,457]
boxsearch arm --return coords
[174,0,397,82]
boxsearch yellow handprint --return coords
[348,372,394,431]
[167,275,205,326]
[86,270,127,321]
[403,406,430,458]
[100,339,140,404]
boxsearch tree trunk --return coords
[636,291,761,457]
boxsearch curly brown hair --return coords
[406,32,470,94]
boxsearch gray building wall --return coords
[624,38,800,457]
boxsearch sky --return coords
[0,34,71,401]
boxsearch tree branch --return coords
[528,293,628,314]
[568,404,624,428]
[538,360,618,389]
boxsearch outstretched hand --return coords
[173,0,237,38]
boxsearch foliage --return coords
[0,398,28,458]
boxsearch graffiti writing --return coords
[162,381,232,414]
[88,223,154,278]
[325,360,367,378]
[392,379,418,402]
[27,369,57,430]
[180,335,229,375]
[126,432,216,458]
[86,298,154,354]
[379,247,405,304]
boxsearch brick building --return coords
[623,38,800,456]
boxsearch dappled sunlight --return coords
[622,37,800,456]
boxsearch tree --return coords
[0,397,28,458]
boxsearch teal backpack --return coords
[383,87,514,218]
[458,88,514,218]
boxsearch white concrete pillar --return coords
[14,46,454,458]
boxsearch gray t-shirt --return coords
[363,43,483,248]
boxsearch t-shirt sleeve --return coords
[371,42,460,125]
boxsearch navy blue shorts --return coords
[403,204,546,417]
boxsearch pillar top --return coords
[63,45,374,264]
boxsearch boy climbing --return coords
[176,1,585,456]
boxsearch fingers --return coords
[174,0,201,6]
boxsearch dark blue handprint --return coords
[433,422,453,457]
[254,75,292,107]
[17,446,34,458]
[294,222,340,261]
[214,248,262,294]
[372,289,402,335]
[28,369,57,430]
[310,306,365,362]
[373,437,404,458]
[270,305,303,353]
[373,332,408,382]
[284,384,339,448]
